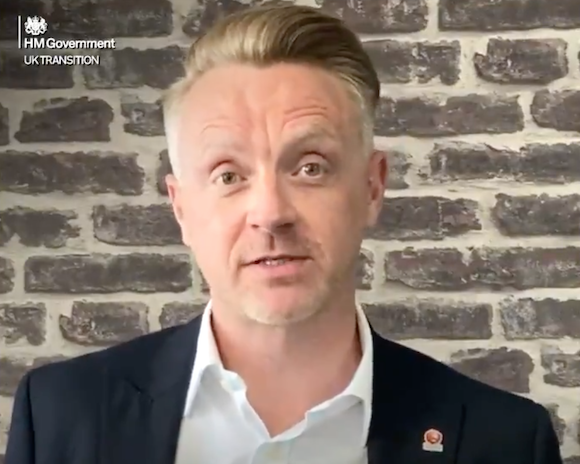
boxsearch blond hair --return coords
[162,4,380,178]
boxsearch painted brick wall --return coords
[1,0,580,460]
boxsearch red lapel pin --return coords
[422,428,444,452]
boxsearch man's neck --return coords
[210,301,362,435]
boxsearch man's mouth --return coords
[248,255,308,266]
[256,258,295,266]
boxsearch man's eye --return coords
[299,162,324,177]
[218,172,239,185]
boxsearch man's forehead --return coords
[175,64,358,152]
[193,124,341,153]
[180,63,353,120]
[181,102,343,139]
[284,125,340,144]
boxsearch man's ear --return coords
[165,174,182,219]
[366,149,387,227]
[165,174,190,247]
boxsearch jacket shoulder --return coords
[383,341,562,462]
[26,322,190,391]
[380,336,543,413]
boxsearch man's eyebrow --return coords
[196,136,245,159]
[194,122,247,152]
[283,127,339,148]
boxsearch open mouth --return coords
[243,255,311,279]
[256,258,302,266]
[251,256,307,266]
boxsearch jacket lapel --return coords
[367,331,464,464]
[99,317,202,464]
[96,316,465,464]
[367,401,464,464]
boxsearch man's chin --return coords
[240,293,325,327]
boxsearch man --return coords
[5,4,562,464]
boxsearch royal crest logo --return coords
[24,16,48,36]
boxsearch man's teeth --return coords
[262,258,290,265]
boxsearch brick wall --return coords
[1,0,580,460]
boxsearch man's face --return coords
[166,62,386,326]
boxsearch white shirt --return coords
[174,301,374,464]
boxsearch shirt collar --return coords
[184,301,373,437]
[344,302,373,438]
[183,301,221,416]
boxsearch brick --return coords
[0,50,74,89]
[15,97,113,143]
[0,357,27,397]
[449,348,533,393]
[59,301,149,346]
[521,144,580,182]
[428,143,515,181]
[0,303,46,345]
[364,40,460,85]
[439,0,580,30]
[92,204,181,246]
[121,96,164,136]
[492,194,580,236]
[368,197,481,241]
[541,346,580,388]
[199,270,210,294]
[356,249,374,290]
[0,356,68,397]
[364,300,492,340]
[385,247,580,291]
[0,104,7,146]
[159,302,206,329]
[474,39,567,84]
[156,149,172,195]
[0,258,14,294]
[24,254,192,293]
[183,0,262,36]
[376,95,524,137]
[544,404,566,444]
[1,0,173,39]
[0,208,80,248]
[83,47,185,90]
[427,142,580,183]
[318,0,428,33]
[31,356,68,367]
[0,151,144,195]
[385,248,471,291]
[531,90,580,132]
[501,299,580,340]
[471,247,580,290]
[0,0,43,40]
[61,0,172,37]
[385,149,410,190]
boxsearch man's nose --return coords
[246,175,297,233]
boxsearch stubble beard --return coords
[238,263,350,327]
[240,284,329,326]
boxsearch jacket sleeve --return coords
[533,404,563,464]
[4,372,35,464]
